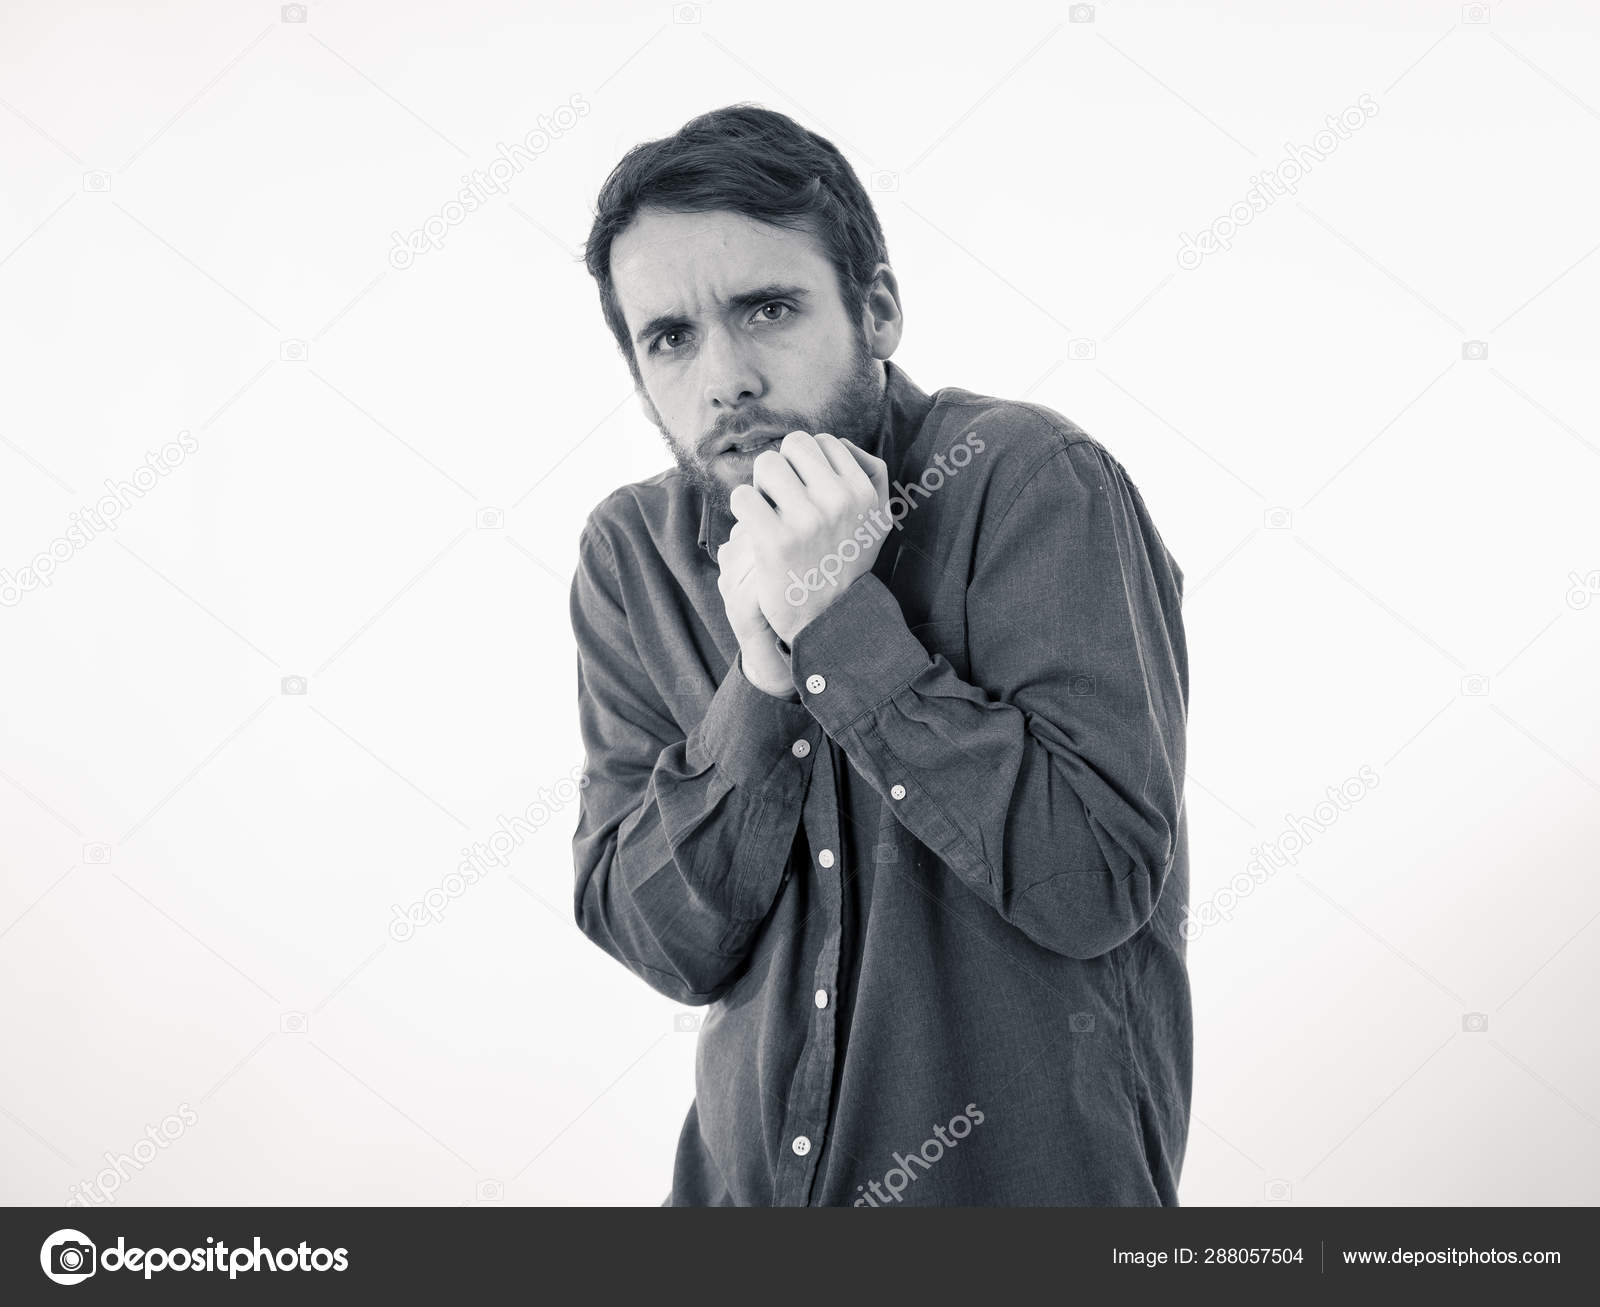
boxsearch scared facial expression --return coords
[608,206,896,516]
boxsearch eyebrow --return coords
[632,284,812,346]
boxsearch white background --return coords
[2,0,1597,1207]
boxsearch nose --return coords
[700,325,762,412]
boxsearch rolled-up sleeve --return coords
[570,521,818,1003]
[787,438,1188,960]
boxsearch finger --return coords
[751,447,814,519]
[777,430,836,489]
[839,438,891,505]
[836,436,885,478]
[718,551,758,589]
[814,433,874,495]
[729,480,781,531]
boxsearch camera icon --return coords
[1461,339,1488,361]
[1462,1011,1489,1033]
[53,1239,96,1274]
[281,675,307,695]
[1066,337,1097,361]
[1069,3,1096,22]
[1263,506,1292,530]
[280,339,308,362]
[476,1179,504,1201]
[673,1012,702,1032]
[1264,1178,1292,1202]
[1068,1012,1095,1033]
[43,1231,98,1284]
[282,3,308,21]
[1460,674,1489,697]
[82,171,111,192]
[1461,3,1490,23]
[476,507,504,529]
[875,839,900,865]
[82,842,112,864]
[870,170,900,192]
[673,3,702,22]
[280,1012,308,1034]
[1566,569,1600,609]
[1068,674,1096,697]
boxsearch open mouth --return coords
[722,435,781,456]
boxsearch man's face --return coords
[608,206,888,517]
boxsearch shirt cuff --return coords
[692,649,821,792]
[788,572,934,735]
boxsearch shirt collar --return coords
[696,359,934,561]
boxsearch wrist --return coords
[738,647,799,701]
[748,672,800,702]
[773,577,852,645]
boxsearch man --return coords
[569,105,1191,1206]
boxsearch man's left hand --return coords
[728,430,891,645]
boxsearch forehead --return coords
[609,207,836,326]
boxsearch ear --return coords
[859,262,903,360]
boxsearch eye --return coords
[652,328,691,354]
[752,301,792,324]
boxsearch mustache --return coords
[697,409,812,456]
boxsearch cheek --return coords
[644,369,694,423]
[782,316,849,369]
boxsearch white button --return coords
[818,849,834,868]
[791,738,810,758]
[791,1135,811,1156]
[805,674,826,694]
[815,989,828,1009]
[890,784,906,800]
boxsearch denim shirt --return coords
[570,361,1192,1206]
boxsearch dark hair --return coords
[584,104,889,379]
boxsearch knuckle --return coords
[810,490,847,520]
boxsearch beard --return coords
[653,336,888,520]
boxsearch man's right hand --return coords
[716,523,799,700]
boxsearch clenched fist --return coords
[727,431,891,646]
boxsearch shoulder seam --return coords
[578,514,621,584]
[984,439,1109,551]
[929,391,1098,449]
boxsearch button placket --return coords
[778,738,844,1206]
